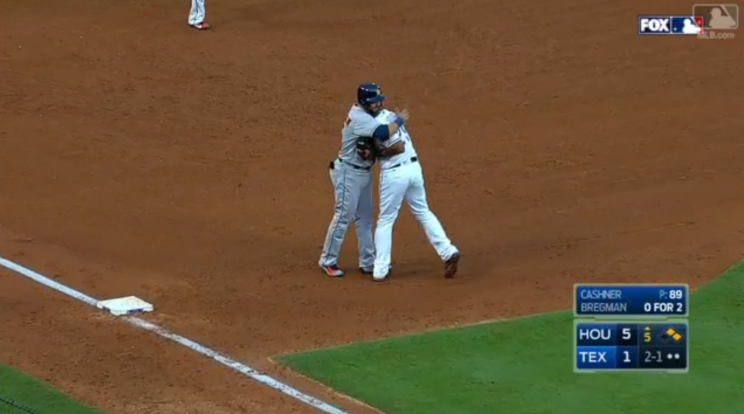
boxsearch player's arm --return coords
[374,130,405,158]
[371,116,404,142]
[379,141,404,157]
[354,109,405,143]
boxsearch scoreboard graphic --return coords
[574,283,688,317]
[573,283,690,373]
[574,321,689,371]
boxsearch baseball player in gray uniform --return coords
[318,82,406,277]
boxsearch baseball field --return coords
[1,0,742,413]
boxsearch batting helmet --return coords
[357,82,386,107]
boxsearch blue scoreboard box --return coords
[574,321,689,372]
[574,283,689,317]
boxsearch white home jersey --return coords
[375,109,417,169]
[339,104,383,168]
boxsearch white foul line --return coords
[0,256,348,414]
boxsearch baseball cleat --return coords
[371,265,392,281]
[372,273,389,282]
[360,265,392,275]
[444,252,460,278]
[190,22,212,30]
[320,264,344,277]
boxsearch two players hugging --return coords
[355,109,410,162]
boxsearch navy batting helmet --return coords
[357,82,386,106]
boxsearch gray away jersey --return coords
[338,104,383,168]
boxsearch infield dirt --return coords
[1,0,743,412]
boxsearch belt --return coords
[386,156,418,170]
[332,158,371,171]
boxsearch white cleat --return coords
[372,273,388,282]
[372,265,392,282]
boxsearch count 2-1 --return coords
[644,302,683,313]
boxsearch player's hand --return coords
[397,108,410,121]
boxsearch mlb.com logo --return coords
[638,15,705,35]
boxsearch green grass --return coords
[0,364,102,414]
[277,261,744,414]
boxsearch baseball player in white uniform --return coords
[371,108,460,281]
[318,83,406,277]
[188,0,210,30]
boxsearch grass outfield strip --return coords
[0,364,102,414]
[277,261,744,414]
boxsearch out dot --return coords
[667,353,673,359]
[674,353,681,360]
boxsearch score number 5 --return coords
[621,327,650,342]
[622,328,632,340]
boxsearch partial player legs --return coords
[188,0,207,26]
[355,176,375,271]
[319,165,368,275]
[406,166,459,262]
[318,166,364,276]
[372,170,407,281]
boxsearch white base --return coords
[96,296,154,316]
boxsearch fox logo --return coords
[639,17,671,33]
